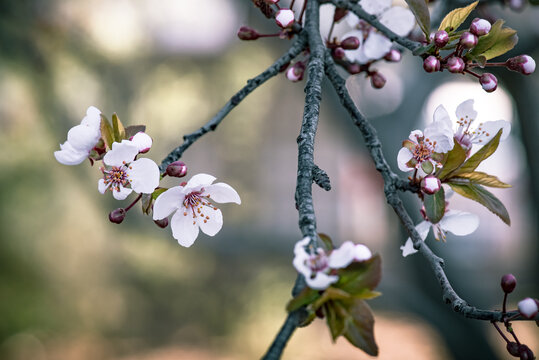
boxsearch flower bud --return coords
[237,26,260,41]
[332,47,345,60]
[370,72,386,89]
[265,0,279,3]
[518,345,535,360]
[505,0,525,11]
[501,273,517,293]
[334,8,348,22]
[507,342,520,357]
[421,175,441,194]
[434,30,449,48]
[166,161,187,178]
[470,18,491,36]
[480,73,498,92]
[275,9,295,28]
[109,208,126,224]
[384,49,401,62]
[341,36,360,50]
[154,218,169,228]
[423,56,441,73]
[459,32,478,48]
[447,56,465,73]
[347,63,361,75]
[518,298,538,319]
[506,55,536,75]
[286,62,305,82]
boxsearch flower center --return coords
[182,189,218,225]
[103,165,131,192]
[412,139,434,162]
[307,250,329,273]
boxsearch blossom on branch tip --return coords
[470,18,491,37]
[275,9,295,28]
[506,55,536,75]
[130,132,153,153]
[518,298,538,319]
[152,174,241,247]
[99,140,160,200]
[54,106,102,165]
[480,73,498,93]
[400,210,479,257]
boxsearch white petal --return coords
[455,99,477,123]
[204,183,241,204]
[362,32,392,61]
[130,132,153,152]
[67,124,100,152]
[409,130,423,141]
[152,186,185,220]
[98,179,110,194]
[328,241,356,269]
[171,209,200,247]
[380,7,415,37]
[416,220,432,241]
[306,272,338,290]
[424,121,454,153]
[397,147,414,172]
[440,210,479,236]
[345,12,360,27]
[127,158,160,194]
[112,185,132,200]
[103,141,139,167]
[197,206,223,236]
[294,237,311,256]
[432,105,453,130]
[400,238,417,257]
[359,0,392,15]
[472,120,511,144]
[518,298,538,319]
[54,142,88,165]
[353,244,372,261]
[81,106,102,128]
[293,249,313,277]
[185,173,216,190]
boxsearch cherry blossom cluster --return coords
[55,107,240,247]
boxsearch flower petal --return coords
[362,32,392,61]
[152,186,185,220]
[67,124,101,152]
[81,106,102,128]
[345,12,360,27]
[185,173,216,190]
[103,140,139,167]
[400,239,417,257]
[328,241,356,269]
[197,206,223,236]
[455,99,477,123]
[130,132,153,153]
[204,183,241,204]
[380,7,415,37]
[54,141,88,165]
[98,179,110,194]
[353,244,372,261]
[401,220,431,257]
[397,147,414,172]
[128,158,160,194]
[440,210,479,236]
[306,272,339,290]
[359,0,392,15]
[472,120,511,144]
[424,120,454,153]
[294,237,311,256]
[171,209,200,247]
[293,248,312,277]
[112,185,132,200]
[432,105,453,130]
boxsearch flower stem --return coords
[125,194,142,212]
[491,321,510,343]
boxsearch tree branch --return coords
[159,33,308,172]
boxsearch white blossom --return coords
[518,298,538,319]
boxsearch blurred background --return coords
[0,0,537,359]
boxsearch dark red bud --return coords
[423,56,441,73]
[434,30,449,48]
[518,345,534,360]
[507,342,520,357]
[332,47,345,60]
[341,36,360,50]
[347,63,361,75]
[109,208,126,224]
[334,8,348,22]
[154,218,169,228]
[370,72,386,89]
[166,161,187,178]
[237,26,260,41]
[459,31,478,48]
[501,274,517,293]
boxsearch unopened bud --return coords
[507,342,520,357]
[332,47,345,60]
[460,32,478,48]
[421,175,441,194]
[480,73,498,92]
[265,0,279,3]
[384,49,401,62]
[505,0,525,11]
[334,8,348,22]
[237,26,260,41]
[506,55,536,75]
[518,345,535,360]
[166,161,187,178]
[470,18,491,36]
[501,273,517,293]
[286,62,305,82]
[518,298,538,319]
[275,9,295,28]
[434,30,449,48]
[447,56,465,73]
[347,63,361,75]
[341,36,360,50]
[370,72,386,89]
[109,208,126,224]
[423,56,440,73]
[154,218,169,228]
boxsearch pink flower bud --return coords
[518,298,538,319]
[154,218,169,228]
[384,49,401,62]
[275,9,295,28]
[480,73,497,92]
[265,0,279,3]
[286,62,305,82]
[506,55,536,75]
[237,26,260,41]
[459,32,478,48]
[109,208,126,224]
[423,56,440,73]
[166,161,187,178]
[447,57,465,73]
[341,36,360,50]
[421,176,441,194]
[501,273,517,293]
[370,72,386,89]
[505,0,525,11]
[334,8,348,22]
[434,30,449,48]
[470,18,491,36]
[347,63,361,75]
[332,47,345,60]
[506,342,520,357]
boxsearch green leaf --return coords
[141,194,153,215]
[112,113,126,142]
[151,187,168,200]
[312,287,352,310]
[468,20,504,57]
[412,43,435,56]
[286,287,321,312]
[453,129,502,176]
[318,233,334,251]
[438,1,478,33]
[437,142,467,180]
[342,299,378,356]
[125,125,146,139]
[448,182,510,225]
[325,301,347,340]
[335,255,381,295]
[423,186,446,224]
[405,0,431,38]
[481,27,518,60]
[100,114,114,150]
[454,172,511,188]
[421,160,434,175]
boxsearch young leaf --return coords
[335,255,381,295]
[112,113,126,142]
[286,287,321,312]
[318,233,334,251]
[437,142,467,180]
[448,182,510,225]
[423,186,446,224]
[100,114,114,150]
[438,1,478,33]
[325,301,347,341]
[152,187,168,200]
[412,43,435,56]
[454,172,511,188]
[125,125,147,139]
[343,299,378,356]
[481,27,518,60]
[453,129,502,176]
[405,0,431,38]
